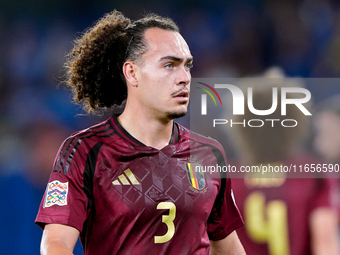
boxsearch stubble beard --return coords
[166,110,187,120]
[163,101,189,121]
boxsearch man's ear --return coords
[123,61,138,87]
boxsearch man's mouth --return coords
[173,90,189,98]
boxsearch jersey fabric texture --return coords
[36,115,243,255]
[231,155,336,255]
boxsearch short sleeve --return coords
[309,178,338,211]
[207,178,244,241]
[35,137,90,232]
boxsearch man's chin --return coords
[166,110,187,120]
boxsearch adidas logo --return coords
[112,169,140,185]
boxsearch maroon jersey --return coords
[36,115,243,255]
[232,155,335,255]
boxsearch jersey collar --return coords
[109,115,180,147]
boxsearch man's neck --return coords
[117,109,173,150]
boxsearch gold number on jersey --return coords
[245,191,290,255]
[154,202,176,243]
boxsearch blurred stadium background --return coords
[1,0,340,254]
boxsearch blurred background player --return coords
[313,93,340,224]
[314,93,340,167]
[227,68,339,255]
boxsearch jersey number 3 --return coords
[154,202,176,243]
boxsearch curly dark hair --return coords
[64,10,179,114]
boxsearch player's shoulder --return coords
[66,119,114,146]
[177,123,224,151]
[53,119,115,174]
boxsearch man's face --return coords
[134,28,193,122]
[314,111,340,162]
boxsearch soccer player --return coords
[35,10,245,255]
[228,69,339,255]
[313,93,340,221]
[314,94,340,165]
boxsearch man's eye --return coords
[185,63,193,70]
[165,63,173,69]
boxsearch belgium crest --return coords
[185,163,206,190]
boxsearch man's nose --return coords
[176,66,191,86]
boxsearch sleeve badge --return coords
[44,180,69,208]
